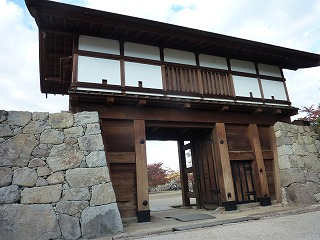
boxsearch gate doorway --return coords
[146,125,220,213]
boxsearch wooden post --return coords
[248,124,271,206]
[269,126,282,203]
[134,120,150,222]
[178,141,190,207]
[213,123,237,211]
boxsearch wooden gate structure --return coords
[26,0,320,222]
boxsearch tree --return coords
[298,104,320,126]
[147,162,169,189]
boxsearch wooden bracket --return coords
[182,103,191,109]
[253,108,262,114]
[219,105,229,112]
[137,99,146,107]
[105,96,114,106]
[272,109,281,115]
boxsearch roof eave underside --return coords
[26,0,320,70]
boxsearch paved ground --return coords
[138,210,320,240]
[96,191,320,240]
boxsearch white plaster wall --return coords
[261,79,287,100]
[199,54,228,70]
[230,59,256,74]
[79,35,120,55]
[164,48,196,65]
[258,64,282,77]
[77,56,121,85]
[124,42,160,60]
[124,62,162,89]
[233,76,261,98]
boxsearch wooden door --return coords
[192,130,220,209]
[231,160,256,203]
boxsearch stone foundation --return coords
[275,122,320,206]
[0,110,123,240]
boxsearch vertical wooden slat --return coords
[161,65,167,92]
[229,74,236,97]
[283,81,291,102]
[213,123,236,203]
[72,53,78,85]
[248,124,270,199]
[134,120,149,212]
[269,126,282,202]
[198,70,204,95]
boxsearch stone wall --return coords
[0,110,123,240]
[275,122,320,206]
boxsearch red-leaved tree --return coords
[298,104,320,126]
[147,162,169,189]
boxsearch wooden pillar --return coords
[134,120,150,222]
[213,123,237,211]
[177,141,190,207]
[248,124,271,206]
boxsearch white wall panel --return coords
[164,49,196,65]
[79,35,120,55]
[77,56,121,85]
[124,42,160,60]
[258,64,282,77]
[233,76,261,98]
[230,59,256,74]
[125,62,162,89]
[261,79,287,100]
[199,54,228,70]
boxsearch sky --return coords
[0,0,320,170]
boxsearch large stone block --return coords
[40,129,64,144]
[81,203,123,238]
[32,112,49,121]
[12,167,38,187]
[66,167,110,187]
[23,121,47,134]
[78,135,104,151]
[28,158,46,168]
[47,171,64,184]
[7,111,32,127]
[0,134,38,167]
[21,184,62,204]
[62,187,91,201]
[278,155,291,169]
[277,145,293,156]
[305,182,320,195]
[90,183,116,206]
[37,166,51,177]
[0,110,8,122]
[74,111,99,126]
[56,200,89,216]
[49,112,73,129]
[306,172,319,183]
[64,126,84,138]
[85,123,101,135]
[280,168,306,187]
[59,214,81,240]
[47,143,84,172]
[292,143,308,156]
[286,183,316,206]
[86,151,107,167]
[0,167,13,186]
[0,185,20,203]
[0,204,61,240]
[32,143,49,158]
[0,124,13,137]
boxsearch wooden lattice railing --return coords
[164,65,235,96]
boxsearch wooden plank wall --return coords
[101,120,137,218]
